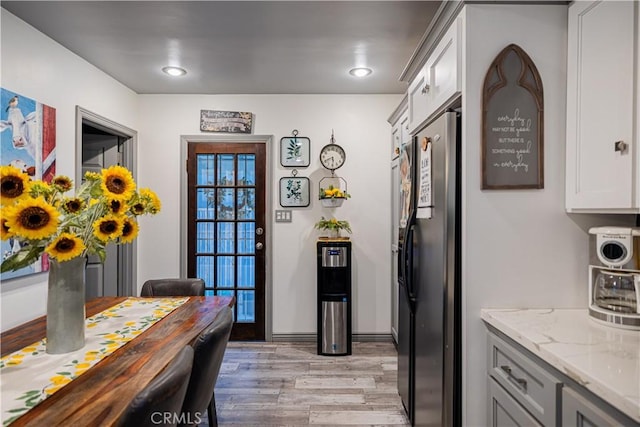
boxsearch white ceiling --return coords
[2,1,442,95]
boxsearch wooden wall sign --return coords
[482,44,544,189]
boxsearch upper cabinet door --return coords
[424,18,461,119]
[566,0,637,212]
[407,16,462,136]
[408,66,430,135]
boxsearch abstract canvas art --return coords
[1,88,57,280]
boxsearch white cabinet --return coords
[487,332,561,426]
[391,157,399,343]
[391,122,401,160]
[486,329,640,427]
[408,15,462,135]
[400,112,410,147]
[562,388,622,427]
[388,99,406,342]
[566,0,639,212]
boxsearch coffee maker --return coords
[588,227,640,329]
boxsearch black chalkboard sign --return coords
[482,44,543,189]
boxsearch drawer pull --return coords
[614,140,627,153]
[500,365,528,391]
[421,84,430,94]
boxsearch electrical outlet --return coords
[275,210,292,223]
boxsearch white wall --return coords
[1,10,398,336]
[137,94,398,335]
[460,4,635,425]
[0,10,139,330]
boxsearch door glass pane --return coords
[196,256,214,287]
[196,223,215,253]
[197,154,215,185]
[217,189,235,219]
[237,290,255,322]
[216,289,235,298]
[217,154,235,186]
[237,189,255,219]
[237,223,255,254]
[238,154,256,185]
[196,189,216,219]
[238,256,255,288]
[216,222,234,254]
[217,256,235,288]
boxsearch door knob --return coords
[256,227,264,235]
[256,242,264,250]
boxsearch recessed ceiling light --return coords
[349,67,372,78]
[162,66,187,77]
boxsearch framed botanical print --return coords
[280,133,310,167]
[279,177,310,207]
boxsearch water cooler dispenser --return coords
[317,241,352,356]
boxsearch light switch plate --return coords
[275,210,292,223]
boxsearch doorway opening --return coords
[75,106,137,298]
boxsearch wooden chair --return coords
[180,307,233,427]
[117,345,194,427]
[140,278,205,297]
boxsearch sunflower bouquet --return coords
[0,165,160,273]
[319,185,350,200]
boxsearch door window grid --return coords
[195,153,256,322]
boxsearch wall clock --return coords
[319,132,346,172]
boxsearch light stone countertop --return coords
[480,308,640,423]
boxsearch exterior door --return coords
[187,142,266,341]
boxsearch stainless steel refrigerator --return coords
[397,111,461,427]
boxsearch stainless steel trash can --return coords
[321,299,348,355]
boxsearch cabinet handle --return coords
[500,365,528,391]
[614,140,628,153]
[421,84,430,94]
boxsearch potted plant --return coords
[319,185,350,207]
[314,216,352,239]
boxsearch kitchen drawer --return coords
[562,387,640,427]
[489,377,542,427]
[487,332,562,426]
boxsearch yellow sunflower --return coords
[0,165,31,205]
[100,165,135,201]
[51,175,73,192]
[130,201,145,216]
[92,214,124,242]
[45,233,86,261]
[139,188,161,214]
[0,214,14,240]
[4,197,59,240]
[120,217,139,244]
[62,197,84,214]
[108,199,127,215]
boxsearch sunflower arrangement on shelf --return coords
[0,165,160,272]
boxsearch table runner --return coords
[0,297,189,426]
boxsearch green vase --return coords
[46,257,86,354]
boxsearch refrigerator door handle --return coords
[405,225,416,301]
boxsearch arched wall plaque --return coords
[482,44,544,189]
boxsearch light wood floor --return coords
[212,341,410,426]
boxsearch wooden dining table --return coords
[1,296,234,426]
